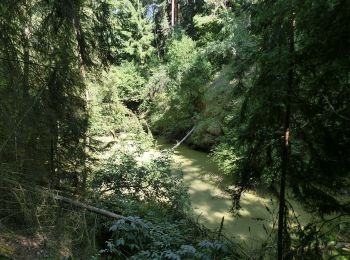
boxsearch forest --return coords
[0,0,349,259]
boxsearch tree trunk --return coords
[277,9,295,260]
[176,3,179,24]
[73,3,90,194]
[50,120,58,186]
[171,0,176,27]
[172,126,196,149]
[45,191,125,219]
[22,0,31,98]
[22,0,32,176]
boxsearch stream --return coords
[157,138,309,249]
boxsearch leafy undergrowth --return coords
[99,216,242,260]
[87,141,247,259]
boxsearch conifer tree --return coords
[214,0,350,258]
[0,0,121,218]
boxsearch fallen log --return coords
[172,126,196,149]
[44,190,125,219]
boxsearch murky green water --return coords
[157,138,309,248]
[157,139,274,248]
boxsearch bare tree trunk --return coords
[50,120,58,186]
[73,3,90,193]
[217,216,225,240]
[22,0,32,175]
[22,0,31,98]
[172,126,196,149]
[277,8,295,260]
[176,3,179,24]
[277,120,290,260]
[171,0,176,27]
[45,191,125,219]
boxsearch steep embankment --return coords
[147,64,237,151]
[188,65,236,150]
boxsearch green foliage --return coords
[87,64,149,136]
[0,0,114,196]
[101,216,233,259]
[212,0,350,215]
[286,216,350,259]
[115,62,147,101]
[212,142,240,176]
[0,0,156,256]
[166,34,199,82]
[104,62,147,101]
[113,0,155,64]
[208,2,350,258]
[1,0,349,258]
[87,137,242,259]
[147,32,213,139]
[90,149,188,213]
